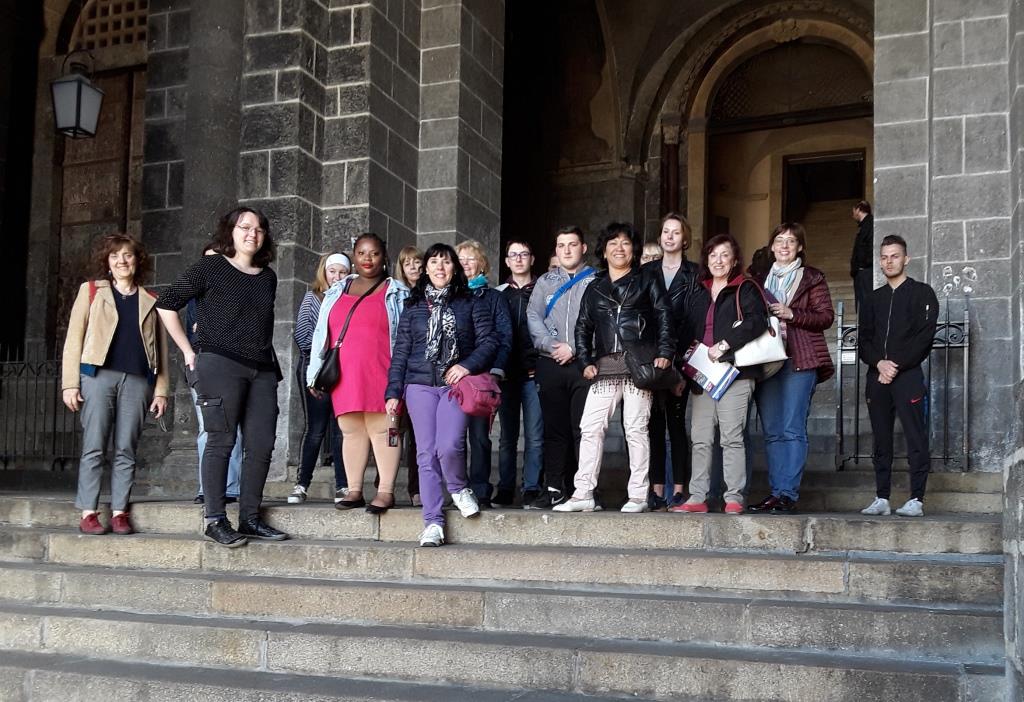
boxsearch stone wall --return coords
[874,0,1015,471]
[1006,0,1023,695]
[418,0,503,267]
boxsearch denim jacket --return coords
[305,275,409,387]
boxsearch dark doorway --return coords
[783,151,865,223]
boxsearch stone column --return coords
[875,0,1015,468]
[140,0,247,479]
[237,0,422,477]
[1005,0,1023,696]
[418,0,504,270]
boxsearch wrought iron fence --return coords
[834,300,970,470]
[0,349,81,470]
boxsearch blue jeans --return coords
[468,414,492,501]
[193,387,241,498]
[497,378,543,492]
[754,360,817,500]
[295,356,346,491]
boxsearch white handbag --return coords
[730,280,788,369]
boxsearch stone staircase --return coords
[0,492,1005,701]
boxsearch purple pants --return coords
[404,384,470,527]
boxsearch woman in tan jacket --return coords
[61,234,169,536]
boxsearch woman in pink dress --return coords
[306,233,409,513]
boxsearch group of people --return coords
[60,203,939,548]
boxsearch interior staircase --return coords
[0,490,1005,701]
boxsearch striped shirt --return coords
[293,290,322,354]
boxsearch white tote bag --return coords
[730,280,788,368]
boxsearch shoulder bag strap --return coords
[733,278,770,322]
[330,277,386,350]
[544,267,594,318]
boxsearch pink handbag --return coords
[449,373,502,419]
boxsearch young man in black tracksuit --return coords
[858,234,939,517]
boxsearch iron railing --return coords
[834,300,970,470]
[0,350,81,470]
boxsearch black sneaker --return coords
[769,496,798,514]
[492,488,515,507]
[647,493,668,511]
[204,518,247,548]
[521,489,540,509]
[193,494,204,504]
[237,516,289,541]
[528,487,565,510]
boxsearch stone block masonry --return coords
[874,0,1015,471]
[418,0,504,272]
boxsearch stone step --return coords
[0,560,1003,664]
[0,526,1003,605]
[0,650,628,702]
[0,494,1003,555]
[0,602,1004,701]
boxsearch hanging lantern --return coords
[50,52,104,138]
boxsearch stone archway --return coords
[682,17,873,246]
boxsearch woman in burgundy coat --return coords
[747,223,835,514]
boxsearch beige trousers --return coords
[573,377,652,501]
[338,411,400,494]
[688,378,753,504]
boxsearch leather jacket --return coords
[640,258,700,352]
[574,268,676,369]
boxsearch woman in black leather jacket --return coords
[553,222,675,514]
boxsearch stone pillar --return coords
[1006,1,1023,696]
[141,0,248,479]
[237,0,422,477]
[874,0,1015,469]
[418,0,504,270]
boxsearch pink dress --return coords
[328,283,391,416]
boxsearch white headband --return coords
[325,253,351,271]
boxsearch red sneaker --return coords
[671,500,708,513]
[79,513,106,535]
[110,513,134,535]
[724,501,744,515]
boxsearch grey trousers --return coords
[689,378,754,505]
[76,369,151,512]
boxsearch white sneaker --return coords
[895,498,924,517]
[451,488,480,518]
[287,485,307,504]
[552,496,596,512]
[418,524,445,547]
[860,497,891,516]
[620,499,650,513]
[334,487,349,504]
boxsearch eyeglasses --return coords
[458,257,476,265]
[235,224,265,236]
[774,237,799,246]
[506,251,532,260]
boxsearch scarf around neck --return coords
[765,259,804,305]
[468,274,488,290]
[424,284,458,370]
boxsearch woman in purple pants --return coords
[385,243,499,547]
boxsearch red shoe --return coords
[110,513,134,535]
[724,501,744,515]
[671,500,708,513]
[79,513,107,535]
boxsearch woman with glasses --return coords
[394,245,424,506]
[157,207,287,548]
[747,223,834,514]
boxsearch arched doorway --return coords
[685,18,873,310]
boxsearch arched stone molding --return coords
[682,16,872,242]
[623,0,871,164]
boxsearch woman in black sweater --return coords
[156,207,287,547]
